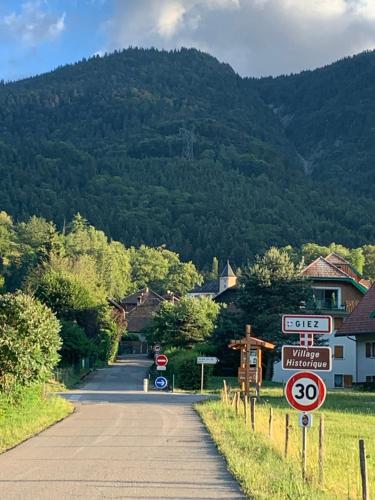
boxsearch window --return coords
[365,342,375,358]
[312,288,340,310]
[334,345,344,359]
[334,374,344,387]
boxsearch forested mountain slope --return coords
[254,50,375,194]
[1,48,375,267]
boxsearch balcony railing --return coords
[305,300,359,313]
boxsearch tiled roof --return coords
[190,280,220,294]
[336,283,375,336]
[325,252,350,266]
[302,256,350,278]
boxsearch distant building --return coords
[273,253,369,388]
[188,261,237,299]
[336,283,375,384]
[120,287,178,333]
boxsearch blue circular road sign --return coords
[155,376,168,389]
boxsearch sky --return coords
[1,0,375,81]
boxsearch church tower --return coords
[219,260,237,294]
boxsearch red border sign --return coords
[285,372,326,412]
[282,315,333,334]
[155,354,168,367]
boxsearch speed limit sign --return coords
[285,372,326,412]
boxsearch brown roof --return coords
[336,283,375,336]
[325,252,350,266]
[302,256,350,278]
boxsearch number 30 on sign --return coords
[285,372,326,412]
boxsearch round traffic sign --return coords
[285,372,326,412]
[154,376,168,389]
[153,344,161,353]
[155,354,168,367]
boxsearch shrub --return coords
[166,348,214,390]
[0,292,61,391]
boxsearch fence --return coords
[53,356,95,387]
[221,382,371,500]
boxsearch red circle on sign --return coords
[285,371,326,412]
[155,354,168,367]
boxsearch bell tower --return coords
[219,260,237,294]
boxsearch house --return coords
[116,287,178,353]
[336,283,375,384]
[120,287,178,333]
[273,253,369,388]
[188,261,237,299]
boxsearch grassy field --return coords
[0,384,73,454]
[197,383,375,499]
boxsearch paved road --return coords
[0,355,244,499]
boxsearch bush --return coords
[60,321,94,363]
[0,292,61,391]
[166,347,214,390]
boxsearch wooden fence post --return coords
[284,413,290,458]
[243,395,248,424]
[268,407,273,439]
[359,439,369,500]
[223,380,228,405]
[319,414,324,485]
[250,397,256,431]
[235,392,240,416]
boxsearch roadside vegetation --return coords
[0,384,73,454]
[197,385,375,500]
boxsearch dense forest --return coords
[1,48,375,267]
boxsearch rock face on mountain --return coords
[1,47,375,266]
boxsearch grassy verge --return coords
[196,385,375,499]
[0,384,74,454]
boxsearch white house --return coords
[273,253,369,388]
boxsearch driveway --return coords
[0,355,245,499]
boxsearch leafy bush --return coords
[0,292,61,391]
[60,321,94,363]
[166,347,214,390]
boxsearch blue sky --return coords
[2,0,375,81]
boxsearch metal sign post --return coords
[196,357,219,393]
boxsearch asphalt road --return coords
[0,355,245,499]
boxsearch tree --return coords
[149,297,220,348]
[237,247,312,378]
[362,245,375,279]
[129,245,202,295]
[0,292,61,391]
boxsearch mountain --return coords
[0,48,375,267]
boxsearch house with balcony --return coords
[273,253,369,388]
[336,283,375,384]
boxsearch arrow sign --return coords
[196,356,219,365]
[154,376,168,390]
[155,354,168,367]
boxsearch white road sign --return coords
[196,357,219,365]
[282,315,333,334]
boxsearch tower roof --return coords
[221,260,236,278]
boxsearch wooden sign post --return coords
[229,325,275,398]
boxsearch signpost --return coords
[282,315,333,334]
[281,346,332,371]
[155,354,168,367]
[285,371,326,412]
[154,376,168,390]
[197,357,219,393]
[281,313,331,481]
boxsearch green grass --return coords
[0,384,73,454]
[197,384,375,499]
